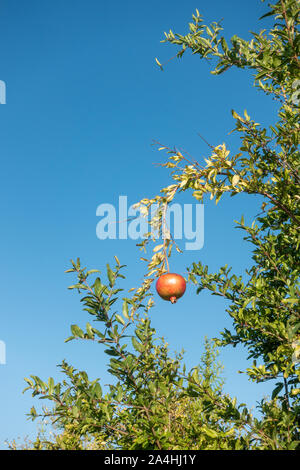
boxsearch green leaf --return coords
[282,298,298,305]
[231,109,241,120]
[64,336,75,343]
[115,314,125,325]
[116,387,123,401]
[149,381,156,395]
[86,269,100,276]
[24,378,34,388]
[220,37,229,53]
[272,382,284,399]
[70,324,84,338]
[93,328,105,339]
[132,337,143,352]
[104,348,119,357]
[86,322,94,338]
[94,278,102,297]
[202,426,218,438]
[155,57,164,70]
[288,440,300,450]
[259,10,275,20]
[30,406,37,418]
[122,301,129,319]
[72,406,79,418]
[93,382,102,399]
[232,174,240,187]
[48,377,54,394]
[107,264,115,287]
[68,283,87,290]
[243,109,250,121]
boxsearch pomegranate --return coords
[156,273,186,304]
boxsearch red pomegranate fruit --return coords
[156,273,186,304]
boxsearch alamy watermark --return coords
[96,196,204,250]
[0,80,6,104]
[0,340,6,365]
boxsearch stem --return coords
[162,203,170,273]
[143,406,162,450]
[283,377,291,410]
[259,190,300,226]
[280,0,300,68]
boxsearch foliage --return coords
[18,259,252,450]
[12,0,300,450]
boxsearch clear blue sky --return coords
[0,0,277,448]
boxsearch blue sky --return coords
[0,0,278,448]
